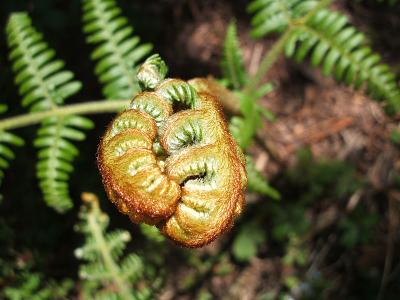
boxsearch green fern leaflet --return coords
[0,105,24,196]
[221,21,247,89]
[247,0,318,38]
[6,13,94,212]
[82,0,153,99]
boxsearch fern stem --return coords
[87,210,135,300]
[0,100,129,131]
[243,0,334,95]
[243,29,292,96]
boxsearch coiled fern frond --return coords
[6,13,94,212]
[248,0,400,112]
[82,0,153,99]
[75,193,150,300]
[247,0,318,38]
[0,105,24,196]
[97,55,247,248]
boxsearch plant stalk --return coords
[0,100,130,131]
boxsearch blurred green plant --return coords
[232,219,267,262]
[75,192,155,300]
[338,206,379,248]
[3,271,73,300]
[287,148,363,203]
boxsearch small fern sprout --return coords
[221,21,275,149]
[76,192,150,300]
[6,13,94,212]
[220,21,279,200]
[82,0,153,99]
[97,55,247,248]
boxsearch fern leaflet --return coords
[247,0,318,38]
[0,105,24,197]
[246,156,280,200]
[221,21,247,89]
[82,0,153,99]
[75,193,150,300]
[6,13,94,212]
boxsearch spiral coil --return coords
[98,55,247,247]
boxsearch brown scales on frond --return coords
[97,77,247,248]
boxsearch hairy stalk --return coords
[0,100,129,131]
[87,205,135,300]
[243,0,334,95]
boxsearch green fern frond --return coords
[6,13,94,212]
[82,0,153,99]
[285,9,400,112]
[75,193,148,300]
[221,21,247,89]
[247,0,318,38]
[246,156,281,200]
[0,105,24,193]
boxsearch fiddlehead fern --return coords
[98,55,247,248]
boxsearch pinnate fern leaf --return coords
[6,13,94,212]
[0,105,24,195]
[82,0,153,99]
[75,193,148,300]
[285,9,400,112]
[248,1,400,112]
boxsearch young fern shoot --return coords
[221,22,280,200]
[75,192,150,300]
[6,13,94,212]
[82,0,153,99]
